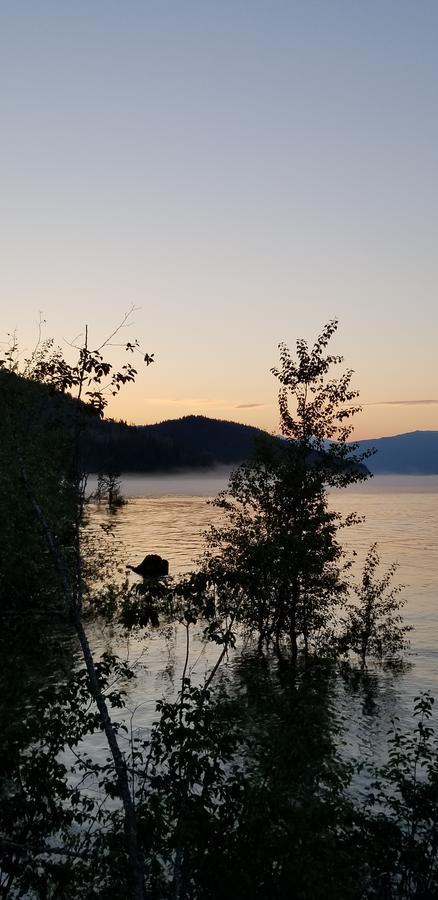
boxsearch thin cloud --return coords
[146,397,217,405]
[366,399,438,407]
[235,402,265,409]
[146,397,260,410]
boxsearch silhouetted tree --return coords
[341,543,411,666]
[202,320,372,662]
[0,312,153,899]
[1,316,423,900]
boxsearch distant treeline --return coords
[86,417,438,476]
[2,371,436,474]
[83,414,269,472]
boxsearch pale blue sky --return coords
[1,1,437,437]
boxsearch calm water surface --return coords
[84,472,438,769]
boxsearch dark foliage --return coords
[83,414,271,473]
[198,321,373,662]
[0,320,430,900]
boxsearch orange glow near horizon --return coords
[107,390,438,441]
[2,5,437,443]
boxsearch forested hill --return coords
[85,415,270,472]
[356,431,438,474]
[3,370,436,473]
[0,372,270,473]
[89,421,438,474]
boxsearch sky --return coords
[1,1,437,439]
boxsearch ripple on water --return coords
[83,472,438,765]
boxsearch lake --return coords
[83,471,438,772]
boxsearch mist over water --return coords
[87,465,235,500]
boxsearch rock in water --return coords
[127,554,169,578]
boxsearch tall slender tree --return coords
[0,312,153,899]
[203,320,372,661]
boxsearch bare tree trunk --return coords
[17,450,146,900]
[72,612,145,898]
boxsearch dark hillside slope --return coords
[85,415,269,472]
[141,416,267,464]
[0,375,270,472]
[3,372,435,474]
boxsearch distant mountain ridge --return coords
[86,416,438,475]
[355,431,438,474]
[85,414,268,472]
[2,371,435,473]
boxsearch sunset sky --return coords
[2,1,437,440]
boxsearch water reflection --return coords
[83,473,438,766]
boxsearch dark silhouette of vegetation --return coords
[93,469,127,509]
[0,314,153,899]
[341,543,412,666]
[84,414,271,473]
[196,320,373,664]
[1,318,431,900]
